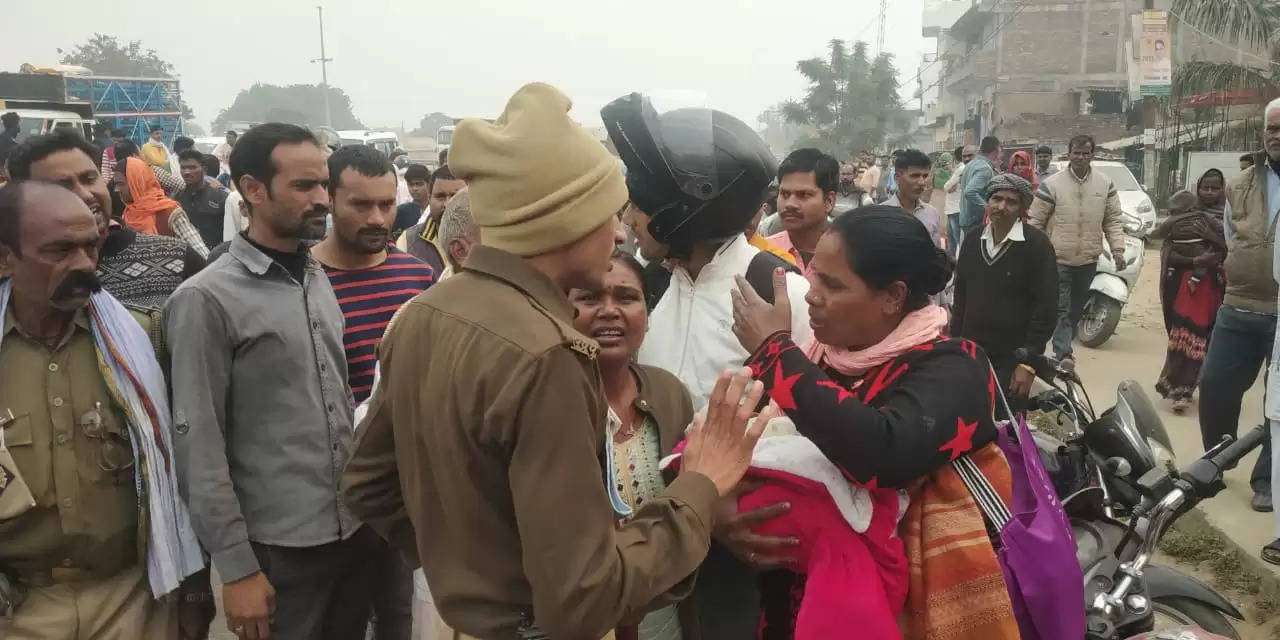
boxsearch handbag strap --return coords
[950,361,1018,529]
[953,455,1012,528]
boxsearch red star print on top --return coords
[771,367,804,410]
[939,417,979,460]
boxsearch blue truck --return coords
[0,71,182,145]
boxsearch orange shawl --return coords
[899,442,1021,640]
[122,157,178,235]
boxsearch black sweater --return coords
[951,223,1059,366]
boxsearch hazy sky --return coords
[3,0,930,132]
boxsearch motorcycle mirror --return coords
[1105,456,1133,477]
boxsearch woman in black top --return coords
[726,207,1020,639]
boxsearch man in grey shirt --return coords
[883,149,944,248]
[166,123,380,640]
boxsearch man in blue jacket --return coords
[961,135,1002,240]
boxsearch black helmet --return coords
[602,93,777,256]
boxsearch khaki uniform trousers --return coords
[0,564,176,640]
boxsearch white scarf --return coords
[0,281,204,596]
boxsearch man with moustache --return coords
[5,130,205,310]
[951,173,1058,407]
[0,182,207,639]
[766,148,838,271]
[310,145,432,639]
[166,123,382,640]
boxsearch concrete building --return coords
[919,0,1147,153]
[917,0,1271,155]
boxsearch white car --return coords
[192,136,225,155]
[1050,160,1156,237]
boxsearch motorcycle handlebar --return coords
[1206,425,1268,470]
[1013,348,1079,383]
[1179,425,1269,500]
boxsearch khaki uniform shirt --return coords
[343,246,718,640]
[0,307,152,579]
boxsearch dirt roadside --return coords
[1070,245,1278,638]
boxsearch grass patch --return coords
[1160,527,1220,565]
[1160,524,1280,623]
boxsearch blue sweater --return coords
[960,155,996,230]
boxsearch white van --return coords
[10,108,94,140]
[338,130,402,157]
[436,125,455,154]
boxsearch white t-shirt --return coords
[639,235,814,412]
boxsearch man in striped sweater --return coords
[313,146,437,403]
[310,144,434,640]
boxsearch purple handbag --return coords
[951,367,1086,640]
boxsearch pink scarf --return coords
[805,305,950,376]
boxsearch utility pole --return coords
[312,6,333,128]
[876,0,888,57]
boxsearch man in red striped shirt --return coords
[313,145,436,404]
[310,144,434,638]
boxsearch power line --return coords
[899,0,1033,90]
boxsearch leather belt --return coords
[19,567,93,587]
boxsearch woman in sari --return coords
[1008,150,1038,193]
[570,249,699,640]
[113,155,210,257]
[1152,170,1228,414]
[727,206,1019,640]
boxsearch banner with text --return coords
[1139,10,1172,97]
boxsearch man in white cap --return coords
[343,82,773,639]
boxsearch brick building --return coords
[914,0,1265,154]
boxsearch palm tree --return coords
[1171,0,1280,100]
[781,40,907,156]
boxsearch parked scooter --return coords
[1078,228,1147,347]
[1016,351,1243,637]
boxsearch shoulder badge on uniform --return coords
[569,336,599,360]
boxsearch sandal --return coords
[1263,539,1280,566]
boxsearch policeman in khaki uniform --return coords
[343,83,773,640]
[0,183,209,639]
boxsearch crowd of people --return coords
[0,83,1277,640]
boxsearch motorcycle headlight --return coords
[1136,201,1154,214]
[1084,395,1157,478]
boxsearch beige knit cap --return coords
[449,83,626,256]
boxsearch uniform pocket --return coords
[0,414,38,519]
[82,408,135,487]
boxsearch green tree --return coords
[59,33,176,77]
[212,83,364,132]
[782,40,908,157]
[58,33,194,121]
[410,112,455,137]
[1171,0,1279,100]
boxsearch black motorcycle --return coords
[1016,351,1244,638]
[1077,425,1266,639]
